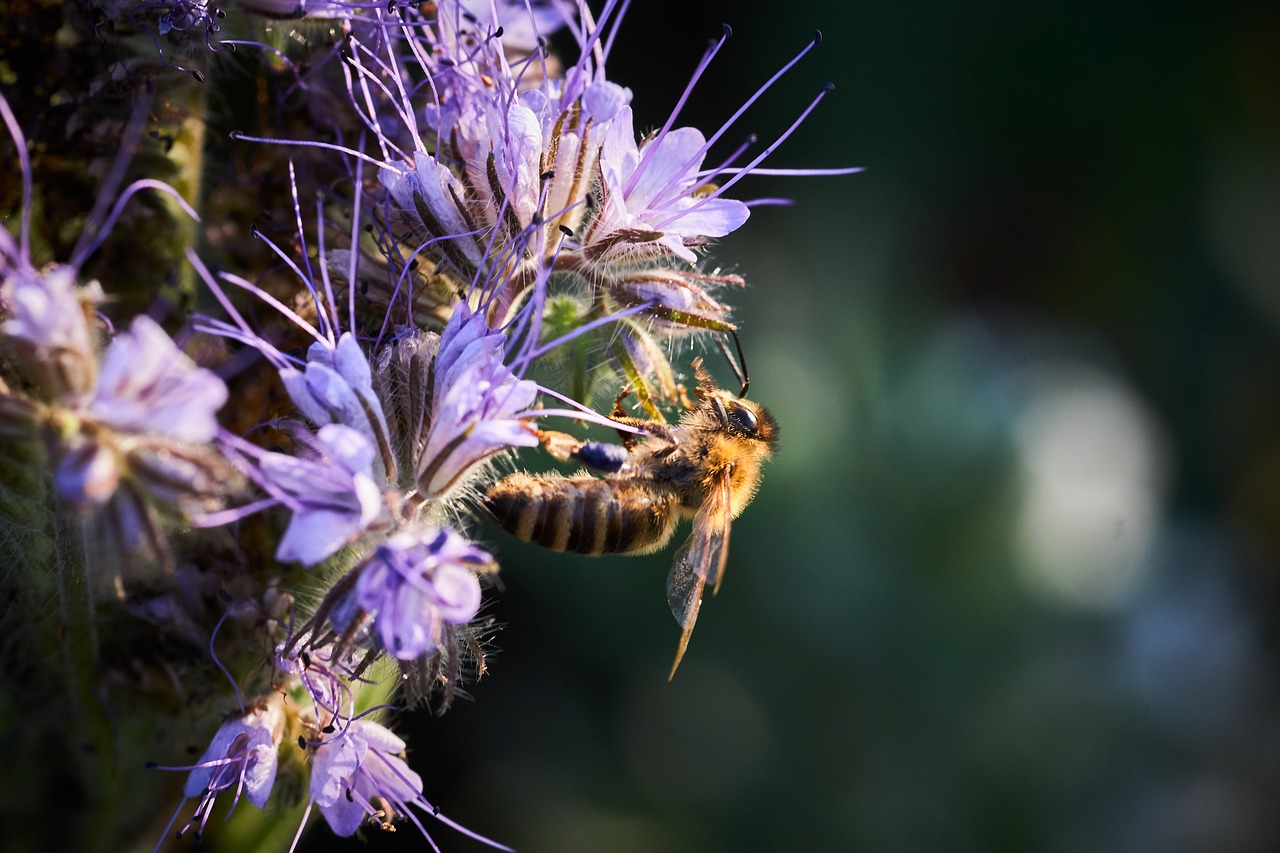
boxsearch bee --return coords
[484,357,778,678]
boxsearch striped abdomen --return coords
[485,472,680,555]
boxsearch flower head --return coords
[280,332,392,481]
[184,700,284,811]
[309,718,510,848]
[90,315,228,443]
[253,424,385,566]
[1,264,99,396]
[593,106,750,265]
[150,698,286,848]
[346,527,491,661]
[417,305,538,497]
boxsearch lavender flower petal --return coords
[353,528,488,660]
[417,306,538,496]
[89,315,227,443]
[258,424,383,566]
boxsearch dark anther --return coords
[538,36,549,48]
[462,10,477,23]
[300,651,312,668]
[250,225,262,238]
[409,259,420,270]
[813,29,823,45]
[531,213,545,226]
[226,42,236,52]
[585,194,595,208]
[559,225,573,236]
[432,805,440,815]
[439,57,455,67]
[387,0,396,10]
[229,130,244,139]
[322,724,335,733]
[722,23,733,38]
[218,588,232,602]
[540,170,555,181]
[144,761,158,769]
[215,8,226,18]
[297,735,307,750]
[176,828,187,839]
[822,82,836,93]
[191,69,205,83]
[364,223,374,233]
[493,25,504,38]
[346,788,355,802]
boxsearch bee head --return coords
[690,357,778,449]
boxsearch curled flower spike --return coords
[306,718,511,849]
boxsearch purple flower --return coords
[594,105,750,265]
[183,701,283,811]
[256,423,384,566]
[380,153,485,273]
[1,264,94,360]
[279,332,390,477]
[89,315,228,443]
[151,699,285,847]
[349,527,490,660]
[309,718,510,848]
[1,264,99,396]
[417,305,538,497]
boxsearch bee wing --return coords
[665,467,733,680]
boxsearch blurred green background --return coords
[322,1,1280,852]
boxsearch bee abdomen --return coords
[485,473,679,555]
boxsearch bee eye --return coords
[726,402,758,434]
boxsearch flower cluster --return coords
[0,1,849,850]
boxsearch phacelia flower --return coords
[592,105,750,265]
[417,305,538,497]
[89,315,228,443]
[281,332,392,481]
[151,697,286,847]
[341,527,491,661]
[1,264,99,397]
[309,718,510,848]
[252,423,386,566]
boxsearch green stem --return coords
[52,509,118,853]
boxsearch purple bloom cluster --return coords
[1,0,849,850]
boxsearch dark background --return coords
[295,0,1280,850]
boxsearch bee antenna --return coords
[716,330,750,397]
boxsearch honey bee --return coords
[484,358,778,678]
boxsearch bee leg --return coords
[537,430,632,473]
[612,387,642,450]
[535,429,585,462]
